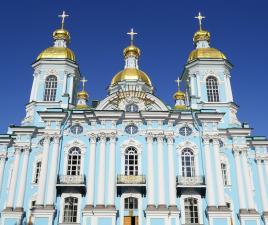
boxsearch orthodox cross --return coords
[80,77,88,90]
[127,28,138,45]
[175,78,181,90]
[194,12,205,30]
[58,11,69,29]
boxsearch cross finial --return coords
[127,28,138,45]
[80,77,88,90]
[175,78,181,90]
[194,12,205,30]
[58,11,69,29]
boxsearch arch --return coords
[43,75,57,101]
[206,76,219,102]
[124,146,138,176]
[67,147,81,176]
[181,148,195,177]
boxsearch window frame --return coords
[184,197,199,224]
[181,148,195,177]
[206,76,220,102]
[67,147,82,176]
[124,146,139,176]
[60,193,81,224]
[124,197,138,210]
[43,75,58,102]
[33,161,42,184]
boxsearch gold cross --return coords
[80,77,88,90]
[58,11,69,29]
[175,78,181,89]
[194,12,205,30]
[127,28,138,45]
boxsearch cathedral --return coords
[0,11,268,225]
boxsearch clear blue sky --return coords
[0,0,267,136]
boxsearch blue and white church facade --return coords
[0,11,268,225]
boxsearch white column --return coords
[6,147,21,208]
[213,139,226,206]
[46,136,61,206]
[96,134,106,207]
[69,75,74,103]
[241,150,255,209]
[190,76,195,96]
[256,159,268,211]
[86,135,97,208]
[203,139,215,206]
[147,134,155,207]
[227,76,233,102]
[30,75,37,101]
[107,134,116,207]
[167,135,176,207]
[157,135,166,207]
[62,74,67,95]
[36,136,50,206]
[0,151,7,193]
[16,147,30,209]
[196,75,201,98]
[34,77,40,100]
[233,150,246,209]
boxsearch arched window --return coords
[63,197,78,223]
[181,148,195,177]
[221,163,228,185]
[206,76,219,102]
[125,147,138,176]
[67,147,81,176]
[44,75,57,101]
[184,197,199,224]
[124,197,138,210]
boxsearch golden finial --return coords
[194,12,205,30]
[127,28,138,46]
[58,11,69,29]
[80,77,88,91]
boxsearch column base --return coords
[13,207,24,212]
[1,209,24,224]
[239,209,259,215]
[95,204,106,209]
[157,205,168,210]
[168,205,179,211]
[106,205,116,210]
[146,204,157,210]
[263,211,268,225]
[31,207,55,225]
[239,210,260,225]
[2,207,13,212]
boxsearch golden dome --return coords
[53,28,70,43]
[37,47,76,61]
[193,29,210,43]
[77,90,89,100]
[123,45,141,58]
[111,68,152,86]
[188,48,226,62]
[173,90,185,100]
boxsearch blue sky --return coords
[0,0,267,136]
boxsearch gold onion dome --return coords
[36,11,76,62]
[173,90,185,100]
[123,45,141,58]
[193,29,210,43]
[111,68,152,86]
[77,90,89,100]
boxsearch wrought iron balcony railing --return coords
[117,175,146,185]
[176,175,205,186]
[58,175,85,185]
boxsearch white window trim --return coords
[43,75,58,102]
[177,141,199,176]
[220,154,231,186]
[120,139,142,175]
[63,140,86,176]
[120,193,142,225]
[180,194,203,225]
[32,153,42,185]
[59,193,81,224]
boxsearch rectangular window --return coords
[34,161,42,184]
[221,163,228,186]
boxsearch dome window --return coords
[70,124,83,135]
[179,126,192,136]
[126,103,139,112]
[125,124,138,135]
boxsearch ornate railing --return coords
[176,175,205,186]
[117,175,146,184]
[58,175,85,185]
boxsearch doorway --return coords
[124,216,138,225]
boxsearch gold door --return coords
[124,216,132,225]
[124,216,138,225]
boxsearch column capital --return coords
[109,132,117,143]
[99,133,106,142]
[167,135,174,145]
[146,132,154,142]
[203,138,210,145]
[89,134,97,144]
[156,134,164,143]
[23,147,31,153]
[51,135,61,144]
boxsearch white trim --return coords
[59,193,82,223]
[180,194,203,224]
[120,139,143,175]
[220,153,232,186]
[177,141,199,176]
[63,139,86,175]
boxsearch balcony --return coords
[116,175,146,196]
[176,176,206,197]
[56,175,86,194]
